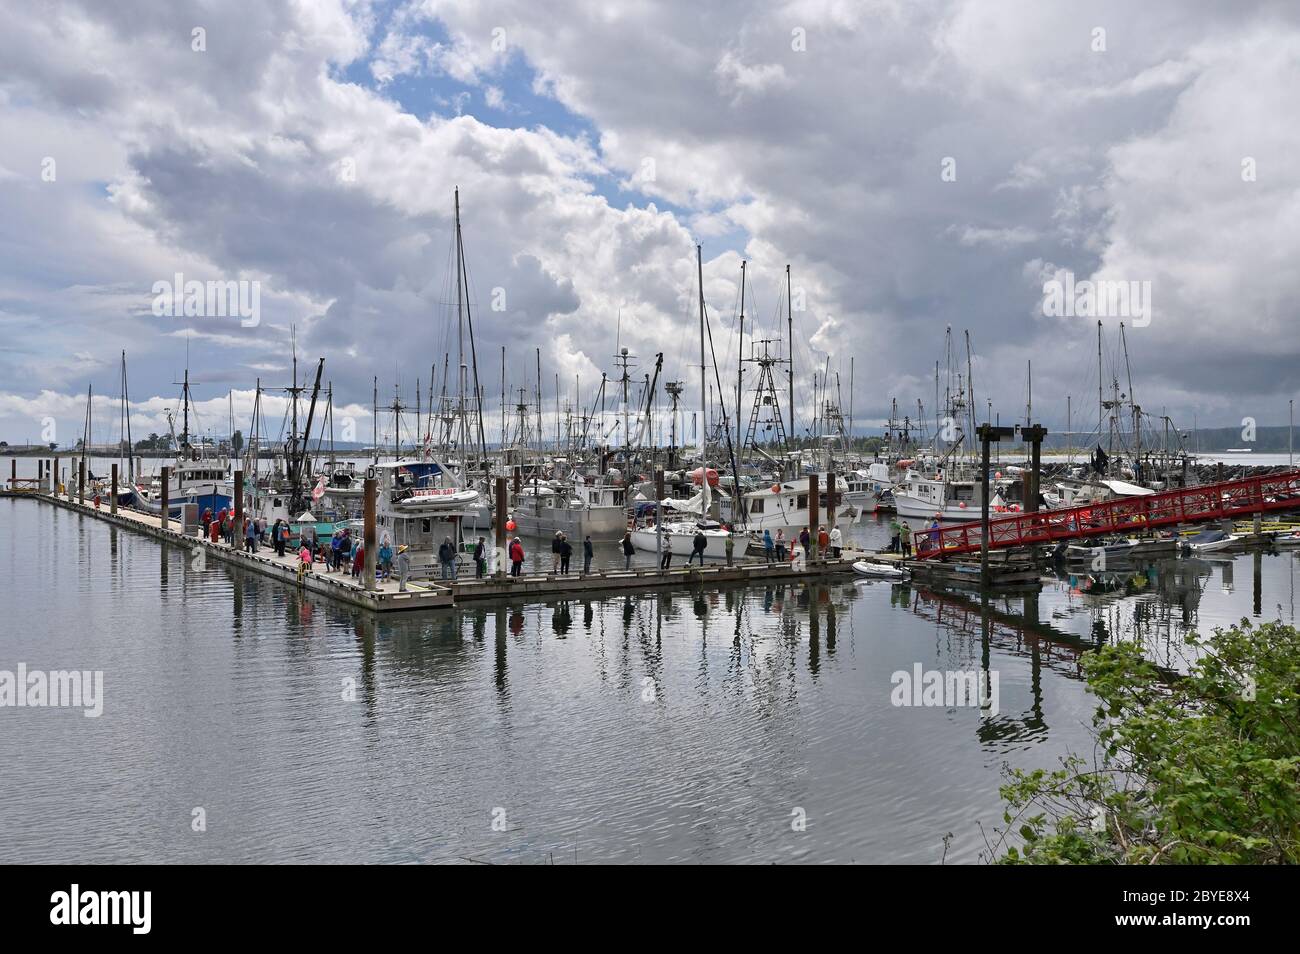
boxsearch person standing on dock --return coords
[396,545,410,591]
[351,542,364,578]
[244,516,258,553]
[201,508,212,538]
[509,537,525,577]
[817,526,829,560]
[799,526,811,558]
[829,526,842,559]
[888,518,900,553]
[438,536,456,580]
[582,535,593,575]
[775,529,786,562]
[928,518,941,553]
[661,533,673,569]
[763,529,774,562]
[621,531,635,570]
[272,519,286,557]
[559,535,573,574]
[900,522,912,557]
[724,532,734,566]
[378,535,393,580]
[551,531,564,573]
[329,530,343,573]
[690,530,707,566]
[474,536,487,579]
[298,542,312,580]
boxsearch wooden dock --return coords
[6,490,858,612]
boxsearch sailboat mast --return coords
[736,260,745,452]
[697,244,707,461]
[786,263,794,448]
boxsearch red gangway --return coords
[913,470,1300,560]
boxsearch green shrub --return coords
[996,619,1300,864]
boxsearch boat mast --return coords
[453,188,488,467]
[786,263,794,453]
[736,260,746,454]
[119,351,133,483]
[698,245,707,463]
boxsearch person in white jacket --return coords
[829,526,843,559]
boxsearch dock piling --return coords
[52,457,59,494]
[363,477,376,591]
[233,470,243,538]
[808,472,819,560]
[9,458,14,491]
[111,464,118,515]
[160,466,169,531]
[494,475,507,578]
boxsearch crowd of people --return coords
[759,524,842,562]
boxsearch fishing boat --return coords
[725,473,857,531]
[124,369,233,517]
[373,459,482,575]
[852,560,908,580]
[506,476,628,540]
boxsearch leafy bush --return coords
[996,619,1300,864]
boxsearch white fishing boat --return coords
[891,465,1020,522]
[724,473,857,531]
[373,459,483,575]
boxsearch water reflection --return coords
[5,493,1299,864]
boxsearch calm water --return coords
[2,471,1298,863]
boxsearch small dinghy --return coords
[1065,539,1139,561]
[1182,529,1235,554]
[853,560,909,581]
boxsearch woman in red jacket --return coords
[509,537,525,577]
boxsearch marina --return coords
[4,0,1300,883]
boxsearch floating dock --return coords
[6,490,859,612]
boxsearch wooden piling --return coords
[494,475,507,578]
[78,458,85,504]
[363,477,377,591]
[655,468,665,561]
[159,466,170,531]
[827,470,837,531]
[233,470,243,539]
[9,458,14,491]
[52,457,59,494]
[808,472,819,559]
[111,464,118,515]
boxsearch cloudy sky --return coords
[1,0,1296,450]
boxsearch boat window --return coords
[422,519,431,534]
[797,494,808,509]
[749,499,765,514]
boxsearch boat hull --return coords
[629,527,748,560]
[503,505,628,540]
